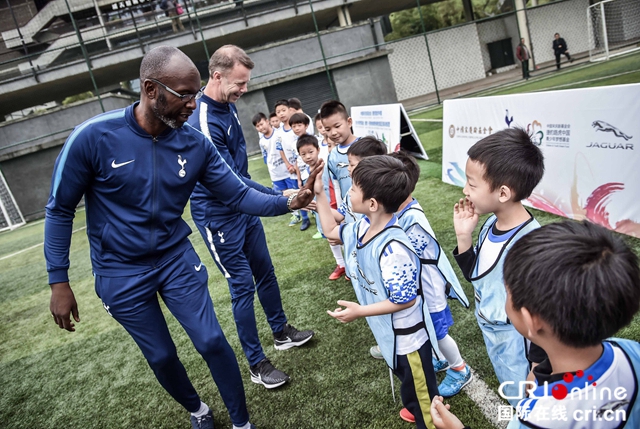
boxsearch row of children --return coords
[253,98,349,281]
[260,98,640,429]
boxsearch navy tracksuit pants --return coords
[194,214,287,367]
[94,245,249,426]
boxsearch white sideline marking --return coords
[463,367,509,429]
[0,226,86,261]
[410,118,443,122]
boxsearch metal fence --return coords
[0,0,592,129]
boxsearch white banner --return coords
[351,103,428,159]
[442,83,640,238]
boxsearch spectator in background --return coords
[516,38,530,80]
[553,33,573,70]
[160,0,185,33]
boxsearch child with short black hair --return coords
[288,97,314,135]
[313,112,330,161]
[253,112,289,190]
[315,155,440,429]
[269,111,280,129]
[289,113,310,138]
[274,99,303,227]
[388,151,470,414]
[452,127,545,406]
[312,118,345,277]
[320,100,358,202]
[430,220,640,429]
[289,113,312,231]
[253,112,269,164]
[336,136,387,225]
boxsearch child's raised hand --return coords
[327,300,361,323]
[431,396,465,429]
[453,197,479,236]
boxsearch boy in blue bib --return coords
[453,128,545,406]
[314,155,439,429]
[429,221,640,429]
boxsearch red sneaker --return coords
[329,265,345,280]
[399,408,415,423]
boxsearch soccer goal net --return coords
[0,168,25,232]
[588,0,640,62]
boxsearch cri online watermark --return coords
[496,371,629,423]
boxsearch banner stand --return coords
[351,103,429,160]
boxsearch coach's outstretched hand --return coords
[50,282,80,332]
[288,159,324,210]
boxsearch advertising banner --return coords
[351,103,428,159]
[442,83,640,237]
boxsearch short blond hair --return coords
[208,45,254,78]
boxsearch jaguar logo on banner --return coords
[588,121,634,150]
[592,120,633,141]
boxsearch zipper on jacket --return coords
[150,136,158,257]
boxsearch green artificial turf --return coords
[1,52,639,429]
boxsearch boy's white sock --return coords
[190,401,210,418]
[233,422,252,429]
[438,334,464,368]
[330,244,345,267]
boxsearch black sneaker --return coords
[273,323,314,350]
[249,358,290,389]
[190,410,214,429]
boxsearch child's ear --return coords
[347,117,353,127]
[498,185,513,203]
[521,307,545,339]
[369,198,379,212]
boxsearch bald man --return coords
[45,46,320,429]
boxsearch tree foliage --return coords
[384,0,513,42]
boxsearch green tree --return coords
[62,91,95,105]
[384,0,512,42]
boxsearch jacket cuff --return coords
[48,269,70,285]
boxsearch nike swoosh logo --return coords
[337,162,349,168]
[227,125,232,136]
[194,263,202,272]
[275,337,292,344]
[111,159,134,168]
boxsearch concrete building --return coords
[1,0,626,221]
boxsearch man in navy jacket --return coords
[45,46,319,429]
[553,33,573,69]
[189,45,314,391]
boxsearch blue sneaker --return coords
[432,356,450,372]
[438,365,472,397]
[300,219,311,231]
[190,410,214,429]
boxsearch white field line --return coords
[0,226,86,261]
[463,367,510,429]
[410,118,444,122]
